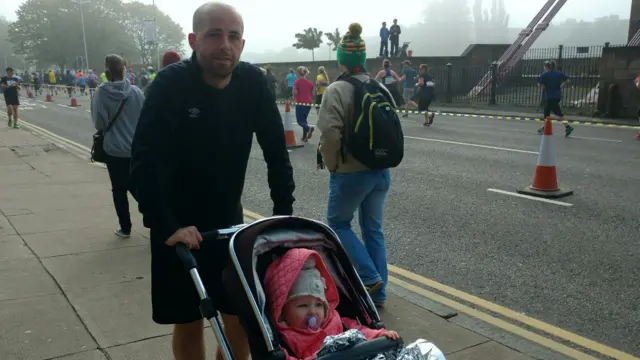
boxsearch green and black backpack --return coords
[338,74,404,169]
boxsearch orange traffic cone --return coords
[517,117,573,199]
[46,94,53,102]
[70,97,79,107]
[284,101,303,149]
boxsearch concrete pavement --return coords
[0,114,549,360]
[3,93,640,359]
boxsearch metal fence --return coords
[425,44,625,113]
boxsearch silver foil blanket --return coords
[316,329,446,360]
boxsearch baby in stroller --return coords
[179,216,445,360]
[263,248,399,359]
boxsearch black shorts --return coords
[417,89,434,111]
[286,87,293,98]
[150,229,236,324]
[315,94,323,109]
[4,94,19,106]
[544,98,564,117]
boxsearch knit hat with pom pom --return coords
[337,23,367,71]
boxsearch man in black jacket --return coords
[390,19,401,57]
[130,3,295,360]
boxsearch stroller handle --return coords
[317,337,404,360]
[175,224,247,271]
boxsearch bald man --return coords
[130,3,295,360]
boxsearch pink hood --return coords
[263,248,342,358]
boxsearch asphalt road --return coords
[7,90,640,357]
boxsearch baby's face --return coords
[282,295,326,330]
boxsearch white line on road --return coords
[570,136,623,143]
[487,188,573,207]
[404,136,539,155]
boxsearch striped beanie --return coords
[337,23,367,71]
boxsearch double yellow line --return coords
[243,211,637,360]
[10,113,638,360]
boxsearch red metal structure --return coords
[467,0,567,98]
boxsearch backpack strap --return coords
[336,75,366,164]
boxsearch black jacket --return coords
[130,53,295,241]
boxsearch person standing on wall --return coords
[389,19,401,57]
[379,22,389,57]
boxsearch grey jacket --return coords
[91,79,145,158]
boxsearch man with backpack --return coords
[316,22,404,309]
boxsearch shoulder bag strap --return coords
[104,97,129,133]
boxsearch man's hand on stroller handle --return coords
[165,226,203,249]
[172,224,245,272]
[165,224,247,249]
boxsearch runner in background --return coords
[285,68,296,100]
[1,67,22,129]
[293,66,315,142]
[416,64,436,126]
[315,66,330,113]
[264,65,278,100]
[536,60,574,137]
[374,59,403,107]
[65,70,75,98]
[87,70,99,97]
[400,60,418,118]
[126,69,136,85]
[77,71,87,96]
[48,69,56,95]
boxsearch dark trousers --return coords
[390,37,399,56]
[379,40,388,57]
[105,156,135,233]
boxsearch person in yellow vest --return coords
[48,70,56,94]
[148,66,157,82]
[315,66,330,114]
[100,71,108,83]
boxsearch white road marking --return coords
[404,136,539,155]
[487,188,573,207]
[570,136,623,143]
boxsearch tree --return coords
[325,28,341,51]
[292,28,324,61]
[473,0,509,43]
[0,17,24,69]
[120,1,185,66]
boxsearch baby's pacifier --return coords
[306,315,319,331]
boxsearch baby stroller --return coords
[176,215,446,360]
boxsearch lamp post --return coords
[72,0,90,72]
[152,0,160,70]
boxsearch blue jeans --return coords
[327,169,391,303]
[295,105,311,138]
